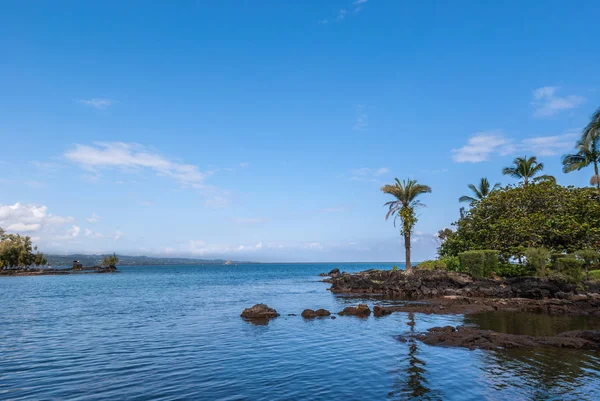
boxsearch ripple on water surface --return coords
[0,264,599,400]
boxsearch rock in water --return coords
[240,304,280,320]
[301,308,331,318]
[339,303,371,317]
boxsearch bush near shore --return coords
[417,247,600,282]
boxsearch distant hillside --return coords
[45,254,254,267]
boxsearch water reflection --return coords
[465,311,600,336]
[468,311,600,400]
[391,312,443,400]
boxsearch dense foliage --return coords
[102,253,120,268]
[0,228,46,269]
[439,182,600,260]
[458,250,500,278]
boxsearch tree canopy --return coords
[439,182,600,260]
[0,228,47,269]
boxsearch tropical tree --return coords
[0,227,46,269]
[459,177,501,203]
[439,182,600,260]
[582,106,600,145]
[381,178,432,274]
[502,156,555,187]
[562,137,600,198]
[102,253,120,268]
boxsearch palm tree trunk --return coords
[404,231,412,274]
[595,161,600,199]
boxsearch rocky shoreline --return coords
[401,325,600,350]
[0,266,119,276]
[323,269,600,316]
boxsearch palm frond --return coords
[533,174,556,184]
[459,195,478,203]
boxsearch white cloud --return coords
[67,225,81,238]
[521,133,578,156]
[452,131,511,163]
[188,240,263,256]
[532,86,585,117]
[7,223,41,232]
[0,203,73,233]
[113,230,124,240]
[86,212,100,223]
[84,228,103,238]
[353,104,368,131]
[79,98,114,110]
[453,131,577,163]
[64,142,210,187]
[350,167,390,180]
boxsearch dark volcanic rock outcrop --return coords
[409,326,600,350]
[301,308,331,318]
[328,269,600,300]
[339,303,371,317]
[240,304,280,320]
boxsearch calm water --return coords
[0,263,598,401]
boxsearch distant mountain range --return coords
[45,254,254,267]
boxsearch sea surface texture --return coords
[1,263,598,400]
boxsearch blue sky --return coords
[1,0,598,262]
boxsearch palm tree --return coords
[381,178,432,274]
[459,177,501,203]
[582,106,600,145]
[502,156,555,187]
[562,137,600,198]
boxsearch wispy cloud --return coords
[79,98,114,110]
[532,86,585,117]
[452,131,511,163]
[64,142,211,187]
[352,0,368,12]
[353,104,368,131]
[320,0,367,24]
[350,167,390,181]
[521,133,578,156]
[86,212,100,223]
[453,131,578,163]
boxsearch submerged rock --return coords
[409,326,600,350]
[339,303,371,317]
[240,304,280,320]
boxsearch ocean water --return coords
[0,263,598,401]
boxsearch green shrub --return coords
[496,263,532,277]
[552,257,584,282]
[551,253,568,264]
[391,265,399,272]
[458,250,499,278]
[441,256,461,272]
[525,247,551,277]
[589,270,600,281]
[416,260,446,270]
[574,249,600,270]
